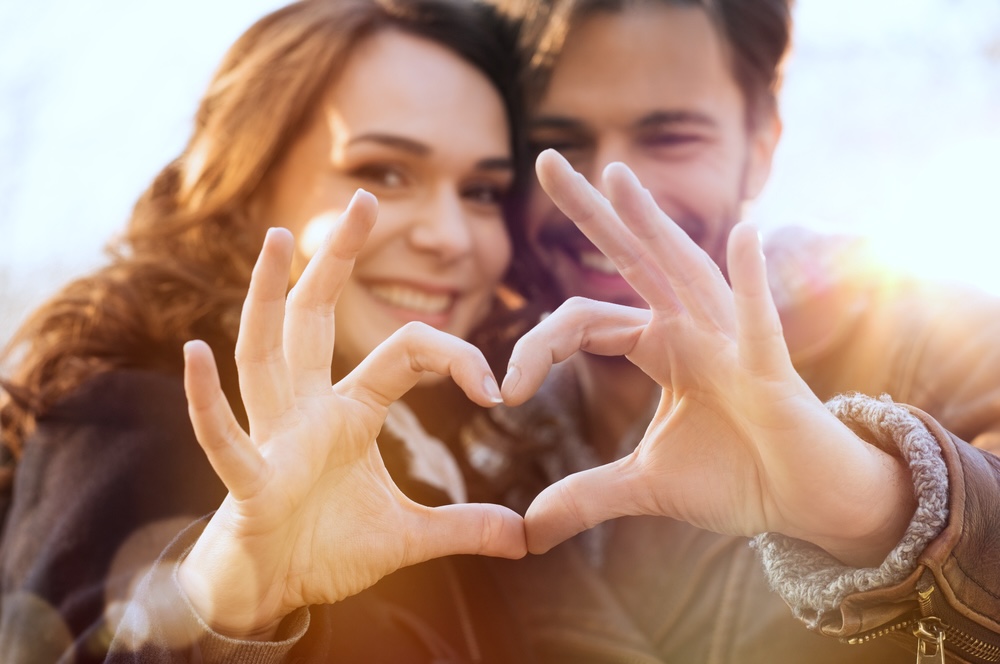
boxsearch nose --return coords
[408,184,474,261]
[581,138,630,196]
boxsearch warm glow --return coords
[2,0,1000,346]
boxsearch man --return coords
[475,0,1000,661]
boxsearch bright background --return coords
[1,0,999,346]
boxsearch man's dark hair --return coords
[496,0,793,126]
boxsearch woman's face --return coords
[257,28,514,370]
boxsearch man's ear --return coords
[744,107,782,200]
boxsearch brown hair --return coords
[498,0,793,126]
[0,0,523,458]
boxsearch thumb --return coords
[523,461,638,554]
[405,503,528,565]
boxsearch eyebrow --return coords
[634,110,718,131]
[348,133,430,155]
[348,133,513,172]
[531,110,719,132]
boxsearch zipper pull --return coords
[913,618,946,664]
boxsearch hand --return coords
[179,190,525,639]
[507,150,915,566]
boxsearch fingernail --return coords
[483,375,503,404]
[502,365,521,397]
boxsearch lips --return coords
[577,249,618,275]
[532,217,649,306]
[537,222,620,276]
[367,282,455,315]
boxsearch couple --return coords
[2,0,999,662]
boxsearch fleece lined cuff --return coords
[751,393,949,629]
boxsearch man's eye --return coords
[462,183,507,206]
[640,133,701,149]
[528,138,588,157]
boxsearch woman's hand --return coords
[507,150,915,567]
[179,190,525,640]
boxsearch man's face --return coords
[526,4,779,307]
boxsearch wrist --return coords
[753,393,949,626]
[178,541,287,641]
[809,451,916,567]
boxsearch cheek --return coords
[524,183,553,248]
[638,161,736,218]
[331,285,384,370]
[473,220,513,283]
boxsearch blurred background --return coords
[1,0,999,347]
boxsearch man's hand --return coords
[507,150,915,567]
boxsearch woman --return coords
[0,1,534,660]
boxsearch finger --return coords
[535,150,679,313]
[522,460,640,554]
[403,503,527,564]
[184,341,267,501]
[502,298,650,405]
[337,323,502,414]
[603,162,735,328]
[284,190,378,396]
[727,222,790,374]
[235,228,296,435]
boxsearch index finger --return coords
[501,297,650,405]
[336,323,503,420]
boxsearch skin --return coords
[256,28,514,371]
[524,6,780,459]
[177,30,524,639]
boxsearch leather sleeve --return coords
[821,407,1000,663]
[757,399,1000,663]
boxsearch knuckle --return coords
[558,480,593,529]
[285,286,335,318]
[479,510,497,551]
[234,341,284,366]
[561,296,596,320]
[396,320,433,341]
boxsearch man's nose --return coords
[408,186,474,261]
[582,140,630,195]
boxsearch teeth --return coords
[369,284,451,314]
[578,251,618,275]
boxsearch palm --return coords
[512,151,911,564]
[623,312,798,535]
[215,399,406,607]
[180,191,524,637]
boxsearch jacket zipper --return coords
[842,572,1000,663]
[914,579,1000,663]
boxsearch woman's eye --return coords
[351,164,406,189]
